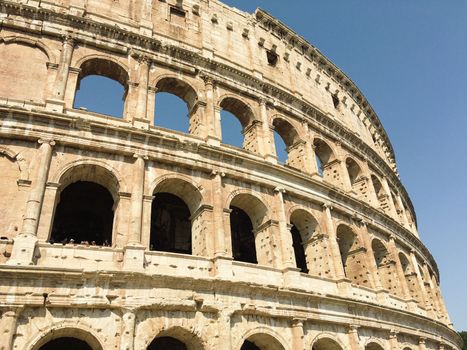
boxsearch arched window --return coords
[154,77,198,134]
[74,58,129,118]
[38,337,93,350]
[272,118,301,167]
[372,238,400,295]
[150,193,191,254]
[221,109,244,148]
[150,178,203,255]
[220,97,256,152]
[371,174,387,210]
[241,334,285,350]
[312,337,343,350]
[51,181,114,246]
[336,225,370,287]
[313,139,336,181]
[365,342,385,350]
[399,252,422,303]
[289,209,321,275]
[229,193,268,265]
[346,158,363,190]
[148,337,188,350]
[230,206,257,264]
[0,41,49,103]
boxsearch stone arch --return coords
[313,138,341,186]
[226,190,268,229]
[0,35,57,63]
[398,251,422,303]
[345,156,363,189]
[238,327,289,350]
[74,54,129,75]
[153,75,199,110]
[289,208,322,275]
[0,37,51,102]
[336,224,371,287]
[27,323,104,350]
[53,159,125,201]
[151,175,203,215]
[370,174,390,214]
[0,145,29,180]
[50,162,121,245]
[271,116,305,168]
[365,339,386,350]
[76,57,129,89]
[144,325,206,350]
[218,94,257,128]
[311,334,347,350]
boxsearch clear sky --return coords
[220,0,467,330]
[75,0,467,331]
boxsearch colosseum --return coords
[0,0,461,349]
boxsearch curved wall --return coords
[0,1,460,350]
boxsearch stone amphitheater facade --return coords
[0,0,461,349]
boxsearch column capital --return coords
[418,337,426,345]
[211,169,226,178]
[322,202,333,211]
[291,317,305,327]
[347,324,360,334]
[388,329,399,339]
[61,34,76,47]
[38,139,56,147]
[274,187,286,194]
[133,153,149,161]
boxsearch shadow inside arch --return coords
[30,327,103,350]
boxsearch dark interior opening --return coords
[266,50,279,66]
[170,6,186,18]
[230,206,257,264]
[332,93,340,108]
[39,337,93,350]
[148,337,188,350]
[150,192,192,254]
[241,340,262,350]
[50,181,114,246]
[291,225,308,273]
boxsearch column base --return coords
[45,99,65,113]
[282,267,302,289]
[7,233,39,266]
[213,255,233,279]
[206,135,221,147]
[131,118,150,131]
[123,244,146,271]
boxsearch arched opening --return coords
[74,58,128,118]
[312,337,343,350]
[336,225,370,286]
[290,225,308,273]
[220,97,256,152]
[230,206,257,264]
[50,181,114,246]
[372,238,399,294]
[38,337,93,350]
[313,139,337,182]
[290,209,322,276]
[150,193,192,254]
[365,342,385,350]
[371,175,389,212]
[399,252,422,303]
[241,333,285,350]
[346,158,362,187]
[148,337,188,350]
[0,42,49,103]
[221,109,244,148]
[229,193,268,265]
[272,118,301,166]
[154,78,198,134]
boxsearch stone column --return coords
[259,99,275,162]
[47,36,75,112]
[212,171,226,256]
[323,204,344,279]
[8,139,55,265]
[347,325,362,350]
[387,236,411,299]
[124,154,147,270]
[418,338,426,350]
[395,194,409,227]
[274,187,295,269]
[0,308,20,350]
[291,319,305,350]
[134,57,151,121]
[217,309,233,350]
[146,87,157,125]
[358,222,382,290]
[409,250,432,314]
[361,160,379,206]
[336,142,353,192]
[139,0,154,34]
[421,263,441,315]
[303,123,318,174]
[203,76,221,145]
[120,309,136,350]
[388,330,399,350]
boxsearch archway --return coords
[272,117,301,166]
[38,337,93,350]
[240,333,285,350]
[150,192,192,254]
[74,58,129,118]
[148,336,188,350]
[51,181,114,245]
[312,337,343,350]
[365,342,385,350]
[313,139,336,182]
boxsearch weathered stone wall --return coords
[0,0,460,350]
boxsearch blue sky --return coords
[75,0,467,331]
